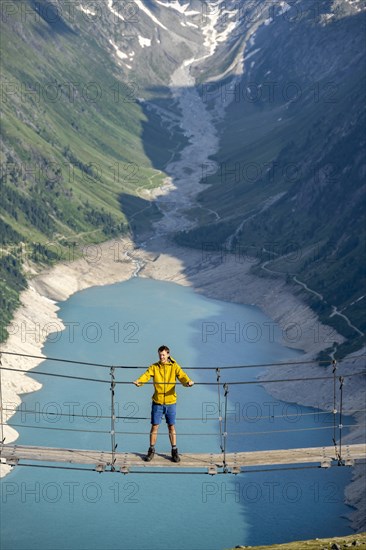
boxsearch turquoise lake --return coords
[1,278,353,550]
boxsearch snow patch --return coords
[133,0,168,30]
[155,0,199,16]
[278,1,291,14]
[194,7,240,63]
[216,21,238,43]
[109,39,128,60]
[185,21,198,28]
[138,36,151,48]
[107,0,124,21]
[79,6,96,16]
[245,48,260,62]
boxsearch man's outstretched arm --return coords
[133,365,154,386]
[176,365,194,387]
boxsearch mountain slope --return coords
[0,0,169,337]
[174,0,366,357]
[0,0,251,339]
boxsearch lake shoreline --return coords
[0,236,364,530]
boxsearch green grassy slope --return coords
[0,1,164,340]
[226,531,366,550]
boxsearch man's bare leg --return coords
[168,424,176,446]
[150,424,159,447]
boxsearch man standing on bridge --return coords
[133,345,194,463]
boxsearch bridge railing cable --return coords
[1,349,365,371]
[2,406,366,422]
[1,420,364,438]
[0,364,364,385]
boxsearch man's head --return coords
[158,345,170,363]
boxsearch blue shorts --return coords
[151,402,176,426]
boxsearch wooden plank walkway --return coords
[1,443,365,473]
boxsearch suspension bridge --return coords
[0,351,365,475]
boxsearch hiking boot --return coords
[144,447,155,462]
[171,447,180,463]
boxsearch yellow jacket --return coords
[137,357,191,405]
